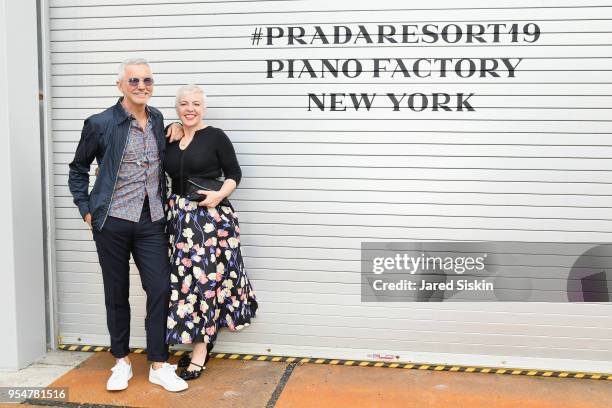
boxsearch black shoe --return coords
[177,354,191,368]
[179,361,205,381]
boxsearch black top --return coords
[164,126,242,195]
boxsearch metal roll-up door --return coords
[48,0,612,373]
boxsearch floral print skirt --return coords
[165,194,258,347]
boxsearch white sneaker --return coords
[106,359,133,391]
[149,363,188,392]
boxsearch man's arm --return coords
[68,119,99,224]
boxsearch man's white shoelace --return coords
[111,363,130,374]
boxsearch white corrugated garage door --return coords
[48,0,612,373]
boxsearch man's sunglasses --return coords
[126,77,154,87]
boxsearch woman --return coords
[165,84,258,380]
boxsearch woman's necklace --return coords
[179,136,193,150]
[179,123,206,150]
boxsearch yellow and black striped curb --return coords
[58,344,612,381]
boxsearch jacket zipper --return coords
[100,121,131,230]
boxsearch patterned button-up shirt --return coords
[108,104,164,222]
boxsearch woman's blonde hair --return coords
[175,84,207,107]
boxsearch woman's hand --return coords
[166,122,184,142]
[197,190,225,208]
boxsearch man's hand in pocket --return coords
[84,213,92,230]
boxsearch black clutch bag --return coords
[185,177,231,207]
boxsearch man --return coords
[68,58,187,392]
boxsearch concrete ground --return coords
[0,350,92,388]
[0,350,610,407]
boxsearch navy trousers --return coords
[93,199,170,362]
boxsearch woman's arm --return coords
[216,129,242,186]
[197,129,241,207]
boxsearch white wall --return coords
[47,0,612,373]
[0,0,47,370]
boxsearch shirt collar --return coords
[113,97,159,125]
[119,97,151,120]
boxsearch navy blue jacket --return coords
[68,98,167,231]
